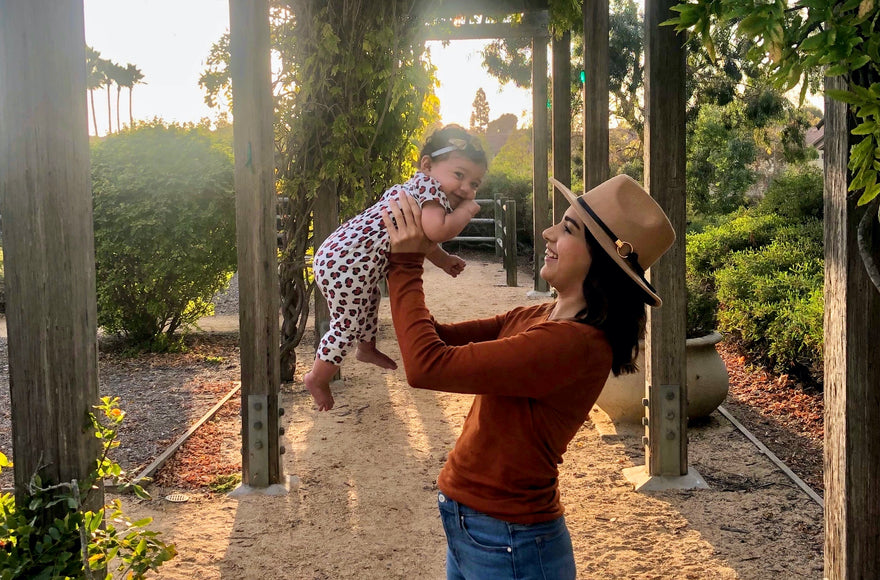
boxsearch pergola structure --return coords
[1,0,878,576]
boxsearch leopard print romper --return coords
[312,172,451,364]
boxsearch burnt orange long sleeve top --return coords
[388,252,614,524]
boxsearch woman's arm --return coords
[382,194,611,397]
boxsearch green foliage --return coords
[208,473,241,494]
[481,129,536,247]
[715,239,825,384]
[0,398,176,579]
[757,164,825,222]
[687,101,758,216]
[667,0,880,207]
[90,122,237,348]
[685,211,789,336]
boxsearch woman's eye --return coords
[563,225,571,234]
[454,172,464,179]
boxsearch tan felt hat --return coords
[550,175,675,307]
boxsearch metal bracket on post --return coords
[657,383,682,474]
[623,384,708,491]
[247,394,270,488]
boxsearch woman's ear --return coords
[418,155,432,173]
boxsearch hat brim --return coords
[550,177,662,307]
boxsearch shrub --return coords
[757,163,824,222]
[685,210,790,336]
[476,171,535,249]
[0,398,176,578]
[91,122,237,347]
[715,237,824,384]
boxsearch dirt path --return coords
[117,256,823,579]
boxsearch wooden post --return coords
[229,0,282,488]
[0,0,101,510]
[642,0,689,479]
[551,31,572,223]
[583,0,609,190]
[531,27,550,293]
[823,74,880,578]
[312,181,339,379]
[504,200,518,288]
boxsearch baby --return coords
[304,125,488,410]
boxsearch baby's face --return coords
[423,152,486,208]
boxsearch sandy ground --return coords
[118,256,824,580]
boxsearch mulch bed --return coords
[717,341,825,495]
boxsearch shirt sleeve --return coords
[387,253,607,398]
[408,173,452,213]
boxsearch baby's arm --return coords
[426,245,466,277]
[420,200,480,243]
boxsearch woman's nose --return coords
[542,225,553,241]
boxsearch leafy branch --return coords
[666,0,880,209]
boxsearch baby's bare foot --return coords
[303,370,335,411]
[356,343,398,370]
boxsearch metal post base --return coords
[622,465,709,492]
[227,474,300,498]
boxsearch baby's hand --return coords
[462,199,481,217]
[442,254,466,278]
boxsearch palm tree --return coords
[85,46,104,136]
[97,58,115,133]
[121,63,145,128]
[110,62,128,132]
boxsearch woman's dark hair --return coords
[574,228,649,376]
[420,124,488,168]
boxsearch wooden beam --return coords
[643,0,688,476]
[421,20,550,41]
[551,31,572,223]
[229,0,283,487]
[424,0,549,17]
[823,73,880,578]
[0,0,101,510]
[531,34,549,292]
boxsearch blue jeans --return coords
[437,492,576,580]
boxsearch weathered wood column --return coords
[583,0,609,190]
[313,181,339,379]
[229,0,283,488]
[531,21,550,293]
[0,0,101,509]
[824,74,880,578]
[552,31,572,223]
[640,0,690,481]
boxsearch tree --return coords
[85,46,103,136]
[470,87,490,133]
[667,0,879,223]
[97,57,116,134]
[114,63,145,130]
[109,61,128,133]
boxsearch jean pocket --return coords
[459,513,512,552]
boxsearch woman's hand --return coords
[382,192,434,254]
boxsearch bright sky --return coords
[82,0,533,136]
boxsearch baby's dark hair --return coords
[420,124,488,168]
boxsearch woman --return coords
[381,174,675,579]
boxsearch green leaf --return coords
[852,120,878,135]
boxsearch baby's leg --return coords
[356,339,397,370]
[355,283,397,370]
[304,357,337,411]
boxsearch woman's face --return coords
[540,207,592,292]
[419,152,486,209]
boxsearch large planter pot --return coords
[594,332,729,424]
